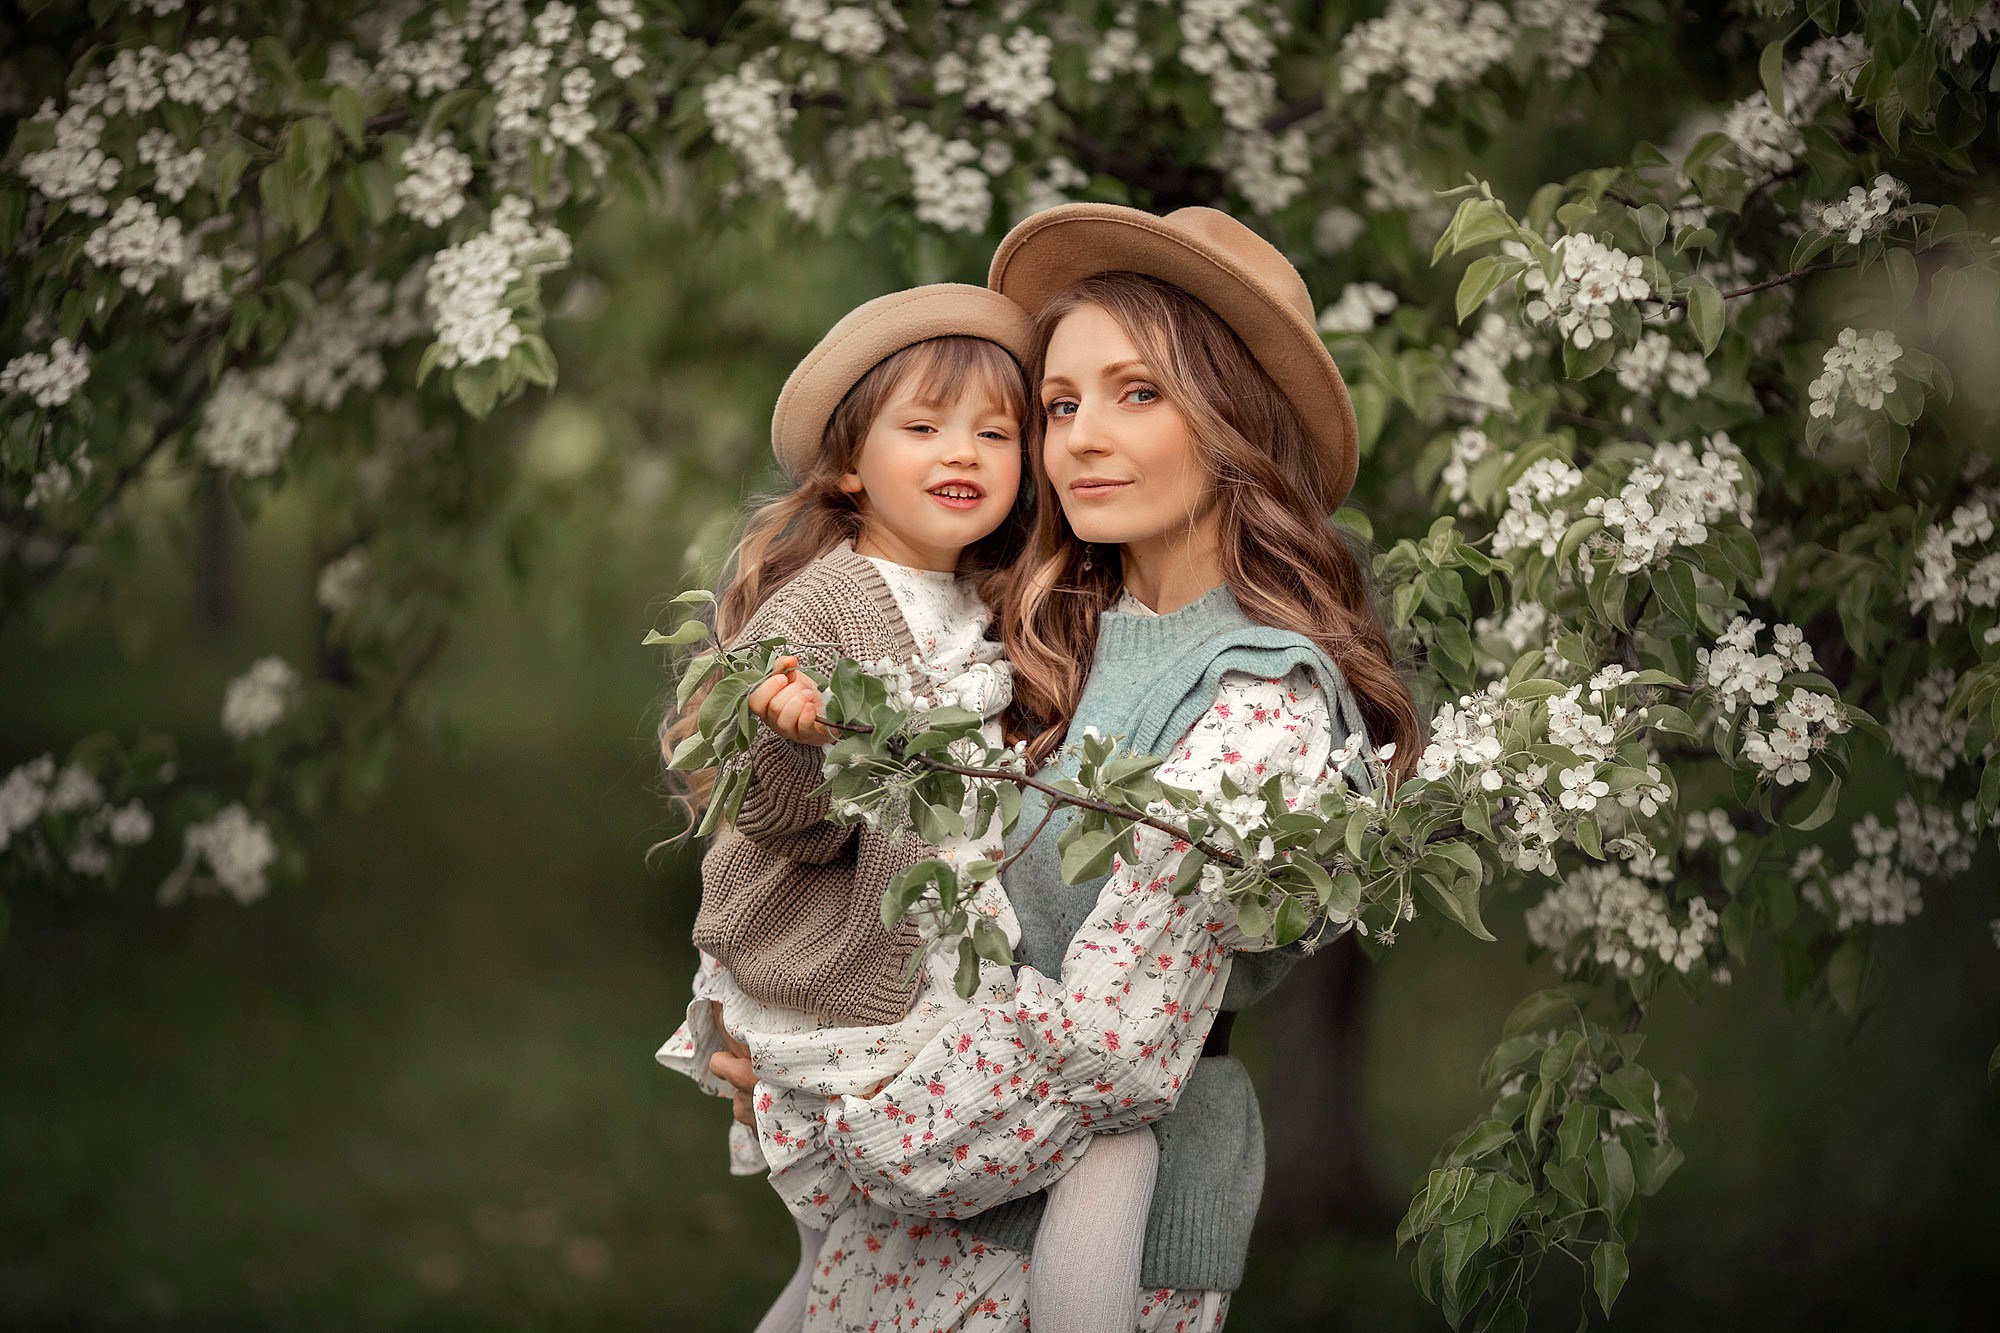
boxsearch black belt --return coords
[1201,1010,1234,1057]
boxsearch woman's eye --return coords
[1124,385,1159,405]
[1044,400,1076,419]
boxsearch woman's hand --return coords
[746,654,832,746]
[707,1001,759,1128]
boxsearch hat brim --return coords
[772,284,1035,481]
[988,205,1358,511]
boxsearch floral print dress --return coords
[738,609,1345,1331]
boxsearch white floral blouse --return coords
[741,652,1345,1332]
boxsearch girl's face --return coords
[1039,303,1214,555]
[841,381,1022,572]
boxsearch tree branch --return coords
[1643,259,1857,311]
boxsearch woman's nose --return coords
[1063,401,1107,454]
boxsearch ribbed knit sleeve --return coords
[744,666,1349,1222]
[723,590,843,846]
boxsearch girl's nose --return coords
[939,427,979,464]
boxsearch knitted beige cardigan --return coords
[691,542,931,1027]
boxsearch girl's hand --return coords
[746,654,832,746]
[708,1002,759,1128]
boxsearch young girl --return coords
[655,283,1159,1333]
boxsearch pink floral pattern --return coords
[753,665,1341,1329]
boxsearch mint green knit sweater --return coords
[959,582,1370,1292]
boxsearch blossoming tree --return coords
[5,0,1999,1325]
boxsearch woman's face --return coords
[1038,304,1213,552]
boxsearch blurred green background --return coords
[4,201,1997,1331]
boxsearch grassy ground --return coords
[4,507,1996,1330]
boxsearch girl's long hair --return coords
[659,335,1033,823]
[998,272,1423,782]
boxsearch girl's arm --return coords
[717,594,849,856]
[743,666,1354,1219]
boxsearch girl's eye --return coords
[978,428,1015,442]
[906,423,938,435]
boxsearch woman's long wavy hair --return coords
[997,272,1423,782]
[659,336,1033,824]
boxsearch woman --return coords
[713,203,1422,1330]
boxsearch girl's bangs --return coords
[892,336,1030,420]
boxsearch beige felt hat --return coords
[988,204,1359,511]
[771,283,1035,480]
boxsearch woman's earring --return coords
[1080,544,1094,574]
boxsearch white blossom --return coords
[1613,330,1711,398]
[108,800,154,846]
[82,195,186,294]
[1318,282,1400,334]
[1527,862,1716,978]
[20,104,121,216]
[702,58,819,219]
[0,755,56,852]
[1,337,92,409]
[1557,762,1609,811]
[968,29,1055,122]
[1360,143,1451,235]
[134,127,206,203]
[1521,233,1651,349]
[45,763,104,815]
[221,656,301,740]
[1886,669,1967,781]
[1221,126,1310,214]
[1516,0,1607,78]
[1583,433,1751,573]
[197,371,297,477]
[1492,457,1584,558]
[1313,206,1365,256]
[161,36,259,113]
[397,134,475,228]
[1452,311,1539,417]
[1339,0,1513,108]
[317,548,372,613]
[1808,328,1902,417]
[163,803,278,905]
[1806,174,1910,244]
[897,123,991,233]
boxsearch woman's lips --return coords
[1067,478,1131,501]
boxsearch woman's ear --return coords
[837,471,866,496]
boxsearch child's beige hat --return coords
[988,204,1360,512]
[771,283,1035,481]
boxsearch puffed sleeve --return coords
[743,665,1357,1221]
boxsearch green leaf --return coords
[1589,1137,1636,1223]
[1599,1065,1660,1123]
[1557,1103,1599,1164]
[1503,989,1578,1039]
[1760,38,1788,121]
[675,651,720,710]
[1234,894,1271,939]
[330,86,367,150]
[971,916,1014,967]
[1416,869,1496,942]
[1455,255,1516,323]
[1633,202,1668,250]
[1562,334,1618,381]
[1169,848,1208,897]
[1650,561,1704,630]
[1592,1239,1630,1315]
[1686,278,1725,356]
[1274,893,1316,947]
[1059,827,1121,884]
[1486,1177,1533,1246]
[643,620,709,647]
[1448,1120,1516,1166]
[1646,702,1698,739]
[1787,773,1842,830]
[954,938,981,1000]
